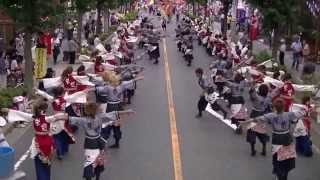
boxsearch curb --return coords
[3,123,15,136]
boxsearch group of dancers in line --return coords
[0,15,161,180]
[176,16,316,180]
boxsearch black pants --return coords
[272,153,294,180]
[69,51,76,64]
[124,89,135,104]
[101,125,122,144]
[85,30,89,40]
[277,173,288,180]
[17,55,23,64]
[279,51,285,66]
[215,82,225,95]
[210,101,227,118]
[246,129,268,154]
[63,51,69,62]
[197,96,208,116]
[53,46,60,64]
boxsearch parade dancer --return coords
[293,96,313,157]
[225,73,247,108]
[230,102,248,134]
[183,36,194,66]
[77,65,89,91]
[246,84,272,156]
[68,103,134,180]
[195,68,211,118]
[205,87,227,119]
[61,67,78,95]
[94,56,105,74]
[147,25,160,64]
[301,96,312,137]
[293,118,313,157]
[60,66,82,133]
[36,87,82,160]
[4,102,68,180]
[96,72,144,148]
[161,17,167,31]
[241,99,305,180]
[279,74,295,112]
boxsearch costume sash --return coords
[84,149,100,167]
[272,144,296,161]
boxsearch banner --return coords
[34,48,47,79]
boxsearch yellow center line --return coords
[162,38,183,180]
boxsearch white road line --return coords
[206,104,237,130]
[312,144,320,154]
[14,146,31,170]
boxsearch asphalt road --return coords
[10,15,320,180]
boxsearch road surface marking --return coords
[205,104,237,130]
[162,38,183,180]
[15,146,31,170]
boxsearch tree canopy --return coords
[247,0,299,30]
[0,0,62,32]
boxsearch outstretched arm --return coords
[46,113,69,123]
[118,109,135,119]
[35,89,54,102]
[2,109,33,123]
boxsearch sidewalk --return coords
[253,40,320,153]
[253,40,319,82]
[2,33,115,141]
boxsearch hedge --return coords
[119,11,138,23]
[100,26,117,42]
[0,86,27,109]
[255,50,273,64]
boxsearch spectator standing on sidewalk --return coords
[279,39,286,66]
[15,33,24,64]
[53,35,61,65]
[68,37,78,65]
[302,40,310,64]
[84,23,90,40]
[291,36,302,71]
[0,50,6,75]
[61,37,70,62]
[54,24,64,43]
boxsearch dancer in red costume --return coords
[279,74,295,112]
[249,14,258,41]
[61,67,78,95]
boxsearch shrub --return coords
[99,26,117,43]
[119,11,138,23]
[185,12,197,21]
[255,50,273,64]
[0,86,27,109]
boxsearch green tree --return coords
[96,0,105,34]
[220,0,232,36]
[0,0,63,91]
[96,0,120,34]
[71,0,92,43]
[247,0,299,57]
[103,0,117,32]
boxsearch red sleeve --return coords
[52,100,60,112]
